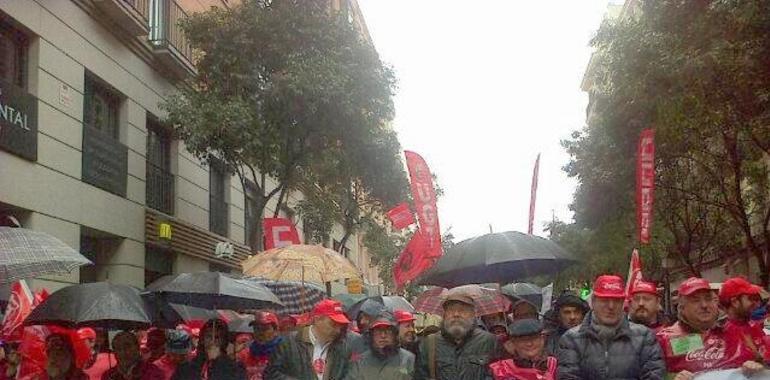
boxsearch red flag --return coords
[263,218,301,250]
[528,153,541,235]
[636,129,655,244]
[404,151,442,258]
[1,280,34,342]
[386,203,415,230]
[393,230,434,289]
[624,248,643,306]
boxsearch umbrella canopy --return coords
[241,245,360,284]
[24,282,153,330]
[0,227,92,284]
[413,285,511,317]
[151,303,222,329]
[347,296,415,320]
[143,272,282,311]
[245,278,327,315]
[333,294,368,312]
[501,283,543,310]
[417,231,577,287]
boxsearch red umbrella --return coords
[413,285,511,317]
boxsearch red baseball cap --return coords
[631,281,658,296]
[719,277,760,305]
[77,328,96,341]
[394,310,416,324]
[678,277,712,296]
[312,299,350,325]
[251,311,279,326]
[593,275,626,299]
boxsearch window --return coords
[0,21,27,88]
[145,246,173,286]
[84,75,120,139]
[209,160,228,236]
[146,119,174,214]
[333,239,350,259]
[244,180,258,248]
[79,236,99,284]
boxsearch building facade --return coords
[0,0,383,294]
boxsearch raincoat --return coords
[490,356,557,380]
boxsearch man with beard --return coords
[490,319,557,380]
[558,275,664,380]
[345,312,415,380]
[629,281,667,332]
[719,277,768,365]
[395,310,419,356]
[657,277,765,380]
[544,292,588,355]
[414,293,498,380]
[265,299,353,380]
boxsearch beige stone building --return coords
[0,0,384,294]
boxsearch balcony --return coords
[146,163,175,215]
[209,195,229,237]
[82,128,128,197]
[93,0,150,36]
[149,0,196,78]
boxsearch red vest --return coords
[490,357,557,380]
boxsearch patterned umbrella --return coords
[241,245,360,284]
[0,227,92,284]
[245,278,327,315]
[413,285,511,317]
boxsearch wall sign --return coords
[0,80,38,161]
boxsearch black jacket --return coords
[264,325,352,380]
[556,312,664,380]
[344,348,415,380]
[414,328,498,380]
[171,355,246,380]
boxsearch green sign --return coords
[670,334,704,356]
[0,79,38,161]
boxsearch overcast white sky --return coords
[357,1,614,241]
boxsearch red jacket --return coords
[490,357,557,380]
[656,320,761,375]
[83,353,116,380]
[236,349,269,380]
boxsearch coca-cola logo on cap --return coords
[602,282,623,291]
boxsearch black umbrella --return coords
[501,283,543,311]
[347,296,414,320]
[416,231,577,287]
[143,272,282,311]
[151,302,221,329]
[24,282,154,330]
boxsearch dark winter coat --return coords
[171,355,247,380]
[556,312,665,380]
[414,328,498,380]
[344,348,415,380]
[264,325,352,380]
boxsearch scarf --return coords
[249,336,284,357]
[591,312,621,343]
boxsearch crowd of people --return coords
[0,275,768,380]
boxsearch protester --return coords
[265,299,353,379]
[101,331,164,380]
[41,333,88,380]
[345,311,415,380]
[153,330,191,380]
[349,300,383,356]
[414,293,498,380]
[511,300,539,321]
[558,274,664,380]
[544,292,588,355]
[394,310,419,356]
[0,342,21,380]
[482,312,508,331]
[233,334,252,358]
[490,319,557,380]
[78,328,116,380]
[172,319,246,380]
[489,322,509,345]
[656,277,768,380]
[629,281,667,331]
[719,277,768,362]
[143,328,166,363]
[238,311,283,380]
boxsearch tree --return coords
[162,0,396,251]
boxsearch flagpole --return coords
[528,153,541,235]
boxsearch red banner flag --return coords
[263,218,301,250]
[386,203,415,230]
[1,280,34,342]
[393,230,434,289]
[625,248,643,306]
[404,151,442,258]
[636,129,655,244]
[528,153,541,235]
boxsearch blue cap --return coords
[165,330,191,355]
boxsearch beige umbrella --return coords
[241,244,360,284]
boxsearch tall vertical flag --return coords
[528,153,541,235]
[394,151,443,289]
[636,129,655,244]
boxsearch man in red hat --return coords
[265,300,353,379]
[656,277,766,380]
[558,274,664,380]
[239,311,282,380]
[629,281,667,332]
[394,310,419,356]
[719,277,768,364]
